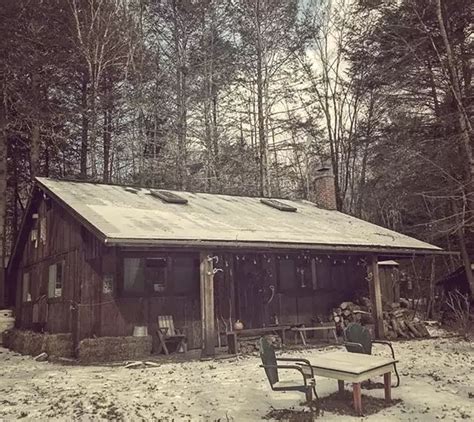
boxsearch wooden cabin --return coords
[6,177,442,359]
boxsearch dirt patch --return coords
[317,390,402,416]
[264,391,402,420]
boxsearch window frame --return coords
[48,260,64,300]
[120,252,200,298]
[121,255,170,297]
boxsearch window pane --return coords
[48,264,56,298]
[145,258,167,293]
[278,259,295,291]
[55,262,63,297]
[124,258,145,293]
[173,257,199,295]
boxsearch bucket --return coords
[133,326,148,337]
[0,309,15,345]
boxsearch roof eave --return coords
[104,237,451,256]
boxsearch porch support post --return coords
[369,255,385,339]
[200,251,215,356]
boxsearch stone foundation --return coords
[3,329,74,358]
[78,336,153,363]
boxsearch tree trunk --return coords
[173,0,187,190]
[80,73,89,178]
[255,0,268,197]
[103,109,111,183]
[0,81,7,307]
[102,76,112,183]
[30,72,41,179]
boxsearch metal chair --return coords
[259,336,318,402]
[344,322,400,387]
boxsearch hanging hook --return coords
[207,255,219,264]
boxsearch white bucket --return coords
[133,326,148,337]
[0,309,15,344]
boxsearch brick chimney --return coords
[309,162,337,210]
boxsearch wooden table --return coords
[301,351,397,415]
[226,326,291,354]
[291,323,338,345]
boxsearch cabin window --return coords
[123,257,168,295]
[145,258,168,293]
[48,261,64,298]
[22,272,31,302]
[173,257,199,295]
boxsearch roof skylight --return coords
[124,187,139,194]
[150,189,188,204]
[260,198,297,212]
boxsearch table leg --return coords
[384,372,392,403]
[300,331,307,346]
[338,380,344,395]
[352,382,362,415]
[281,329,286,345]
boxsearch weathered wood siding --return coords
[216,253,367,330]
[14,194,102,338]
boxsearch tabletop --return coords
[310,351,397,376]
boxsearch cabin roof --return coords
[35,177,442,255]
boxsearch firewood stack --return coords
[331,299,430,340]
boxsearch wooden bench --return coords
[291,323,338,345]
[226,326,291,354]
[300,351,397,415]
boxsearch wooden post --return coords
[370,255,385,339]
[200,252,215,356]
[352,382,362,415]
[384,372,392,403]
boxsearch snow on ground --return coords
[0,331,472,421]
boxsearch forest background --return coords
[0,0,472,298]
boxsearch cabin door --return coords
[234,254,266,329]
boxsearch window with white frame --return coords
[48,261,64,298]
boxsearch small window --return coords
[22,272,31,302]
[48,262,64,298]
[123,257,168,295]
[173,257,199,295]
[145,258,168,293]
[123,258,145,293]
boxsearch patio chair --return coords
[259,336,318,402]
[156,315,187,355]
[343,323,400,387]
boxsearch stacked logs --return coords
[331,299,430,340]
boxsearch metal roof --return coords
[36,178,442,254]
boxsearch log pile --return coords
[331,299,430,340]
